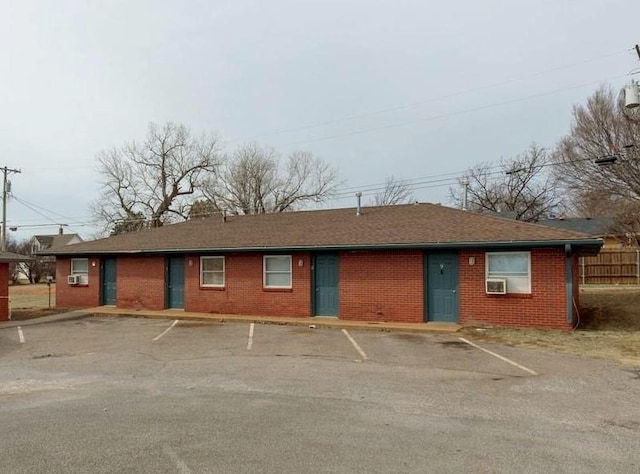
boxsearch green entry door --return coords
[313,253,339,316]
[425,253,459,322]
[100,258,117,305]
[166,256,185,309]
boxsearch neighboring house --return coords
[16,230,83,283]
[41,203,602,329]
[30,231,83,254]
[536,217,625,248]
[1,252,33,320]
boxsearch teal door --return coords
[100,258,117,305]
[313,253,339,316]
[425,253,459,322]
[166,256,185,309]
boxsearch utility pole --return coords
[1,166,21,252]
[461,177,469,211]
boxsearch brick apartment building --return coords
[42,203,602,329]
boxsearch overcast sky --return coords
[2,0,640,241]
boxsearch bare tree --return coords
[371,176,414,206]
[449,144,562,221]
[93,122,221,234]
[554,86,640,218]
[203,143,339,215]
[7,238,54,284]
[6,237,22,283]
[608,199,640,246]
[187,199,217,219]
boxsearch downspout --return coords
[565,244,573,326]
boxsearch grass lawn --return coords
[462,286,640,366]
[8,283,67,320]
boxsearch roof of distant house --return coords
[0,252,33,262]
[536,217,613,237]
[33,233,82,249]
[39,203,603,256]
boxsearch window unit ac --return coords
[486,278,507,295]
[67,275,81,285]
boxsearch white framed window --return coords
[263,255,292,288]
[486,251,531,294]
[200,256,225,287]
[70,258,89,284]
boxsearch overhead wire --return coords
[10,148,623,230]
[224,48,629,146]
[272,73,630,148]
[10,50,634,231]
[11,195,87,226]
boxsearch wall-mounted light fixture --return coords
[468,256,476,266]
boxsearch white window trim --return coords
[200,256,225,287]
[485,251,531,294]
[70,258,88,274]
[70,258,89,285]
[263,255,292,289]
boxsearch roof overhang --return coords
[40,238,604,257]
[0,252,34,263]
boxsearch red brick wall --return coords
[339,250,424,322]
[184,253,311,317]
[116,256,166,310]
[55,257,100,308]
[458,248,571,329]
[53,247,576,329]
[0,263,8,320]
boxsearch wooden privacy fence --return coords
[580,249,640,285]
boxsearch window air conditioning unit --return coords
[486,278,507,295]
[67,275,81,285]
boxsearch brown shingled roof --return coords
[41,203,602,256]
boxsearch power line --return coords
[11,195,87,226]
[272,74,629,149]
[8,147,628,230]
[224,49,628,146]
[12,196,61,226]
[338,170,466,193]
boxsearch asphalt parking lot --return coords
[1,316,639,473]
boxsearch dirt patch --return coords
[578,286,640,331]
[461,286,640,366]
[9,308,75,321]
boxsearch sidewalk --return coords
[87,306,462,333]
[2,306,461,333]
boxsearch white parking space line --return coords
[152,320,179,341]
[162,445,192,474]
[342,329,368,361]
[17,327,25,344]
[247,323,255,350]
[458,337,538,376]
